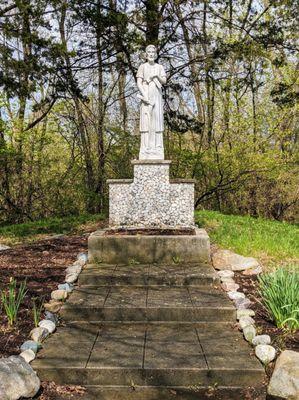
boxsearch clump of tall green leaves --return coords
[32,296,44,327]
[1,277,27,326]
[258,267,299,331]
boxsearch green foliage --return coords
[258,267,299,331]
[0,213,105,244]
[32,296,44,328]
[195,210,299,262]
[128,258,140,266]
[0,1,297,224]
[172,255,181,264]
[1,278,27,326]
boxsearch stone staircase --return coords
[33,261,265,399]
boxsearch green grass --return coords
[0,214,106,245]
[196,210,299,265]
[1,210,298,265]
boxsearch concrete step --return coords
[88,228,210,265]
[60,285,235,322]
[58,385,267,400]
[33,322,264,389]
[78,263,219,287]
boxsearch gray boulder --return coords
[30,327,49,343]
[58,282,74,293]
[20,341,39,354]
[242,265,263,276]
[212,249,260,271]
[19,350,35,364]
[221,282,240,292]
[44,311,59,324]
[0,244,11,251]
[65,272,79,284]
[51,289,68,301]
[228,291,245,301]
[0,356,40,399]
[66,264,82,275]
[255,344,276,365]
[217,270,234,279]
[77,252,88,265]
[234,297,252,309]
[268,350,299,399]
[38,319,56,334]
[239,316,255,329]
[243,325,256,343]
[252,335,271,346]
[236,309,255,319]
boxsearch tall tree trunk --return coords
[223,0,233,148]
[109,0,128,131]
[59,2,96,213]
[15,0,32,221]
[249,67,258,217]
[96,0,105,213]
[202,0,214,144]
[176,3,205,125]
[0,110,11,218]
[118,61,128,131]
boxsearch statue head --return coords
[145,45,157,63]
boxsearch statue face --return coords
[146,47,157,62]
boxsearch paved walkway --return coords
[33,263,264,399]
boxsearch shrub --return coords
[1,277,27,326]
[258,267,299,331]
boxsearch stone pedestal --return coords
[107,160,194,228]
[89,228,209,264]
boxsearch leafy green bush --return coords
[258,267,299,331]
[1,278,27,326]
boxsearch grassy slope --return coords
[0,211,298,266]
[0,214,106,245]
[196,210,299,266]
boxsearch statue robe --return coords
[137,62,166,159]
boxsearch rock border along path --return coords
[32,256,265,399]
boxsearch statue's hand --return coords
[137,93,153,106]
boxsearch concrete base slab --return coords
[66,385,267,400]
[88,228,210,264]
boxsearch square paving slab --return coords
[89,337,144,369]
[105,287,147,308]
[147,287,192,308]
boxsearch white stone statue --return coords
[137,45,167,160]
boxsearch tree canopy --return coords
[0,0,298,223]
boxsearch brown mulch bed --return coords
[0,235,87,358]
[34,382,86,400]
